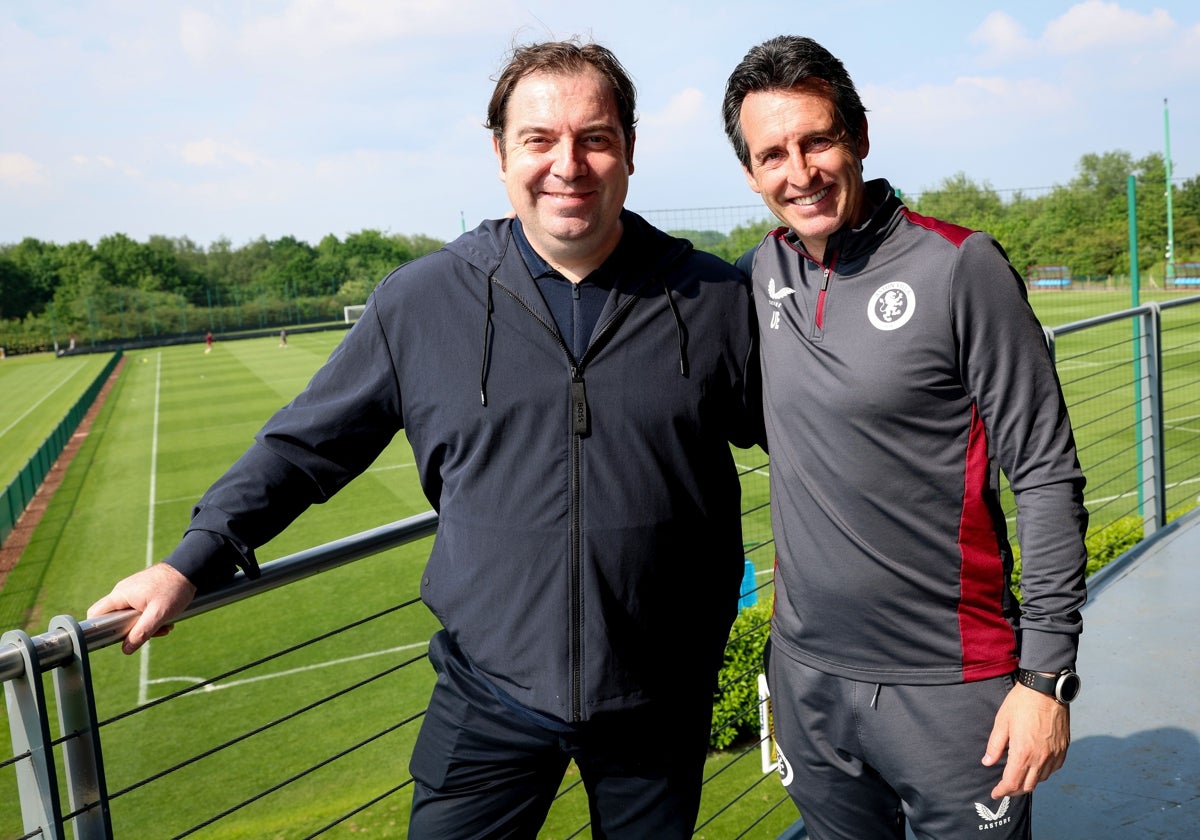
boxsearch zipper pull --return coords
[571,375,590,436]
[816,267,832,331]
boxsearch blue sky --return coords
[2,0,1198,247]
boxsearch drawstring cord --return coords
[482,240,690,408]
[870,683,882,710]
[661,279,689,377]
[480,272,494,406]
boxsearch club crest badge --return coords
[867,281,915,331]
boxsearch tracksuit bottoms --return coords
[407,631,713,839]
[767,645,1032,839]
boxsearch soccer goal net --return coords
[343,304,367,324]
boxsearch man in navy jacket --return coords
[89,40,760,838]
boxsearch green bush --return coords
[1084,517,1143,576]
[710,602,771,750]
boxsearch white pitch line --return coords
[366,462,417,473]
[147,640,430,695]
[138,352,163,707]
[0,360,87,439]
[153,462,418,508]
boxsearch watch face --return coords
[1057,672,1082,703]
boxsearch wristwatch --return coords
[1016,668,1082,705]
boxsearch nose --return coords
[784,147,814,186]
[551,139,588,180]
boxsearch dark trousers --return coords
[767,647,1031,840]
[408,631,713,839]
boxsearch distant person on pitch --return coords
[89,38,761,839]
[722,34,1088,839]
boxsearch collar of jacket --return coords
[777,178,905,268]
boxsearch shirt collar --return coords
[511,218,559,280]
[511,216,629,285]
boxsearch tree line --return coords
[694,150,1200,282]
[2,149,1197,355]
[0,229,443,354]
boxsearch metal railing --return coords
[5,296,1200,838]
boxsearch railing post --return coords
[2,629,66,840]
[49,614,114,838]
[1138,304,1167,536]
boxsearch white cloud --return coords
[649,87,706,128]
[236,0,518,60]
[1043,1,1175,54]
[179,8,223,62]
[0,153,45,185]
[69,155,143,178]
[180,139,271,169]
[870,74,1069,123]
[970,11,1035,63]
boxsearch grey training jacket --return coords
[746,180,1087,685]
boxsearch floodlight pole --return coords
[1164,98,1175,284]
[1129,174,1144,519]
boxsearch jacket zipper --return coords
[494,280,641,722]
[783,238,836,339]
[813,252,838,337]
[815,267,831,332]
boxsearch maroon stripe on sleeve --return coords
[957,405,1018,680]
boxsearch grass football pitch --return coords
[0,352,112,488]
[2,287,1199,837]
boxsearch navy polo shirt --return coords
[511,219,622,361]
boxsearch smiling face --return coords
[494,68,634,279]
[738,87,869,263]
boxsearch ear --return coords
[742,165,763,195]
[492,134,507,181]
[857,117,870,161]
[626,130,636,175]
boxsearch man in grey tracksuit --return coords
[89,41,761,838]
[722,36,1088,838]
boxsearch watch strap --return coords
[1016,668,1080,704]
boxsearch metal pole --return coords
[1165,98,1175,285]
[1129,175,1144,519]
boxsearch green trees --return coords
[907,151,1194,282]
[0,230,444,354]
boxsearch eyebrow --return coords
[511,122,622,138]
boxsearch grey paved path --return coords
[1034,512,1200,838]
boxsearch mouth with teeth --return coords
[791,186,831,207]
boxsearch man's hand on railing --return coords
[87,563,198,655]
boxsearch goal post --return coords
[343,304,367,324]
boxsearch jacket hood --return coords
[444,209,694,278]
[447,210,699,406]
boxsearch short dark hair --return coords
[486,40,638,150]
[722,36,867,169]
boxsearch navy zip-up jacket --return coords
[166,211,761,722]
